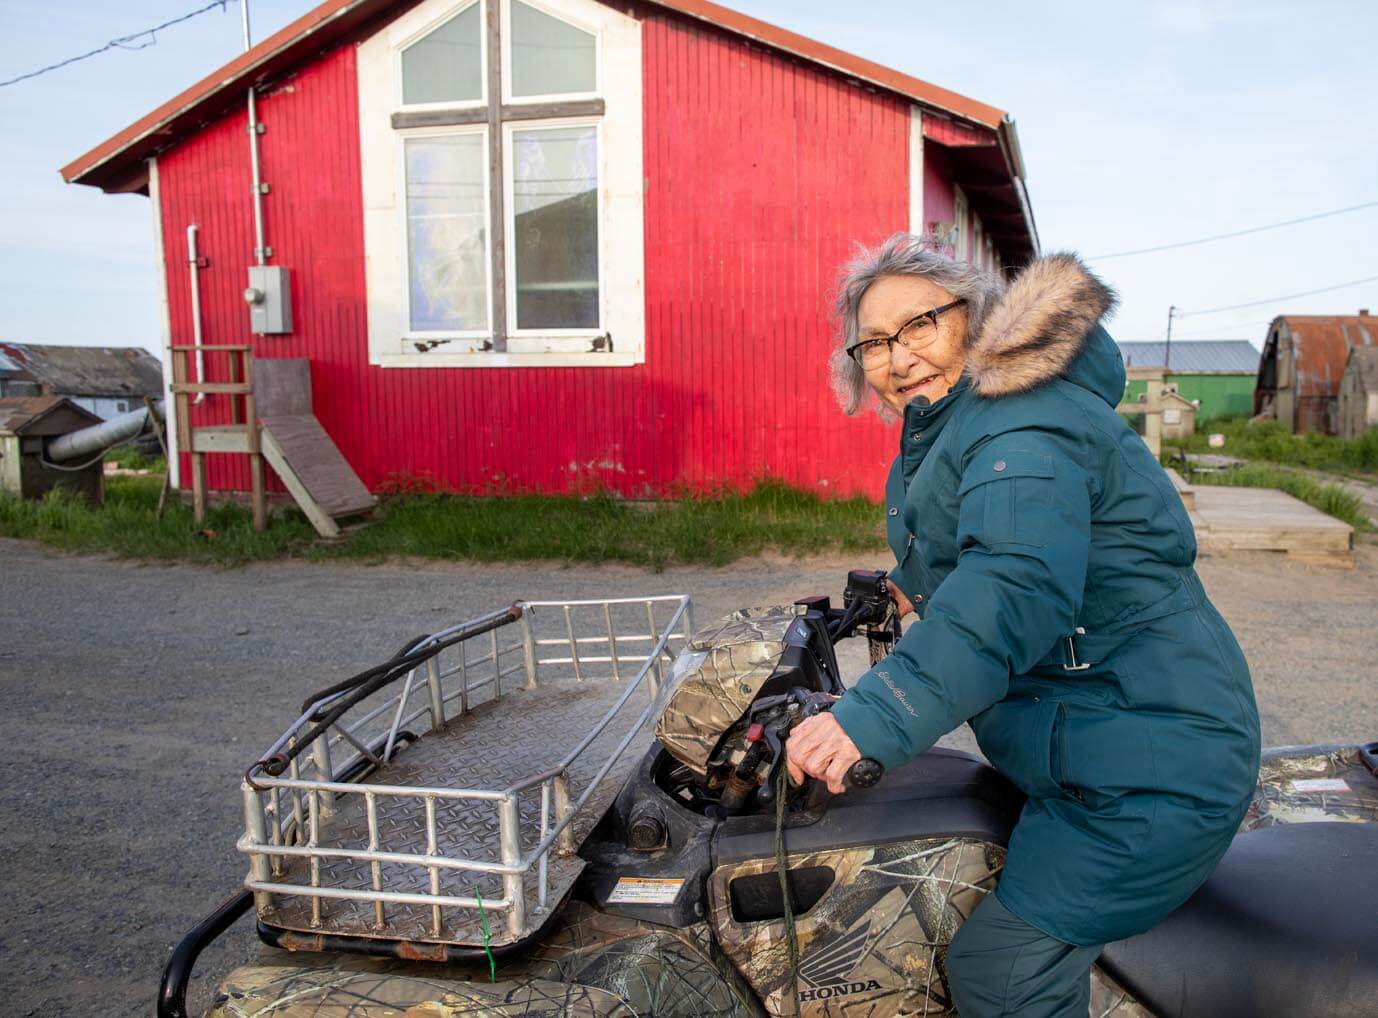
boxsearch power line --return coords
[1086,200,1378,260]
[0,1,235,89]
[1179,274,1378,317]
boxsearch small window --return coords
[405,132,490,332]
[401,4,483,106]
[509,0,596,98]
[510,124,599,330]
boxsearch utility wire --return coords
[0,1,235,89]
[1086,200,1378,260]
[1179,274,1378,317]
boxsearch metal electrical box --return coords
[245,265,293,334]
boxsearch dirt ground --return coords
[2,538,1375,1016]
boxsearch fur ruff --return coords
[966,252,1118,397]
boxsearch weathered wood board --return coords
[1165,467,1195,511]
[260,414,376,537]
[1192,485,1354,567]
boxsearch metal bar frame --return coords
[239,595,691,943]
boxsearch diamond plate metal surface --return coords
[259,675,654,948]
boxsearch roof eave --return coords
[642,0,1006,128]
[61,0,399,192]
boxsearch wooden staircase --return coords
[170,348,375,537]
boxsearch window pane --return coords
[510,0,595,97]
[405,134,488,332]
[402,4,482,105]
[512,126,599,330]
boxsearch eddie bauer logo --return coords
[795,920,883,1003]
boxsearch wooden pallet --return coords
[1165,467,1195,511]
[1191,485,1354,567]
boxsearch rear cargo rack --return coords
[240,595,692,951]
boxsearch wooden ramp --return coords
[1191,485,1354,567]
[260,415,376,538]
[253,358,375,538]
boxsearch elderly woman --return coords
[786,236,1261,1017]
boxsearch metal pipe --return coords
[45,400,164,463]
[242,784,274,912]
[499,795,525,938]
[186,226,206,403]
[243,0,268,265]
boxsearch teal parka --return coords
[831,254,1261,947]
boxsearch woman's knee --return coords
[944,894,1098,1018]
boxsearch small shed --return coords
[1158,387,1198,439]
[1254,312,1377,434]
[0,396,104,502]
[0,343,162,420]
[1338,346,1378,440]
[1116,340,1258,422]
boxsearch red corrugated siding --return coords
[158,8,910,501]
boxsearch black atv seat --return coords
[1099,821,1378,1018]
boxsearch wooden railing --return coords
[168,345,265,529]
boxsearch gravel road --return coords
[3,538,1376,1016]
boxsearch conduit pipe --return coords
[186,225,206,404]
[243,1,268,266]
[47,401,165,463]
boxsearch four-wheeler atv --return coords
[161,574,1378,1017]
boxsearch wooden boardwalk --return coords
[1189,484,1354,567]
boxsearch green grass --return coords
[1175,417,1378,473]
[0,476,887,569]
[106,445,167,471]
[1184,463,1372,532]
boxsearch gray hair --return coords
[830,233,1005,416]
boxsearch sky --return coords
[1,0,1376,357]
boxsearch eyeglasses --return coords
[845,299,968,368]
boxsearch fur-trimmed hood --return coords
[965,253,1120,401]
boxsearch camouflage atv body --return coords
[189,601,1378,1018]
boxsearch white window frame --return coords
[907,106,924,236]
[394,0,488,114]
[359,0,645,368]
[954,186,969,263]
[398,124,494,343]
[501,0,602,106]
[503,116,604,348]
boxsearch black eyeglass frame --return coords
[845,298,968,367]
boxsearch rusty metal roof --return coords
[0,395,101,435]
[1275,315,1378,400]
[0,344,162,399]
[57,0,1035,258]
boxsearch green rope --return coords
[474,885,496,982]
[774,763,801,1017]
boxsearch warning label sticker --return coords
[1290,778,1351,793]
[606,877,685,905]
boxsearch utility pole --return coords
[1164,305,1179,373]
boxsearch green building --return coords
[1117,340,1260,422]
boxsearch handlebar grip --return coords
[845,758,884,789]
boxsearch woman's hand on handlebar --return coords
[887,578,916,619]
[786,712,862,794]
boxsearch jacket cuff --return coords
[830,679,915,772]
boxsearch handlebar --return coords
[845,757,885,789]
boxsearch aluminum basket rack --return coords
[239,594,692,953]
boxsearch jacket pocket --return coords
[957,448,1055,548]
[970,697,1066,801]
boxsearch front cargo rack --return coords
[240,595,692,952]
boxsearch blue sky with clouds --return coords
[1,0,1375,356]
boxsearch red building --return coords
[63,0,1038,501]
